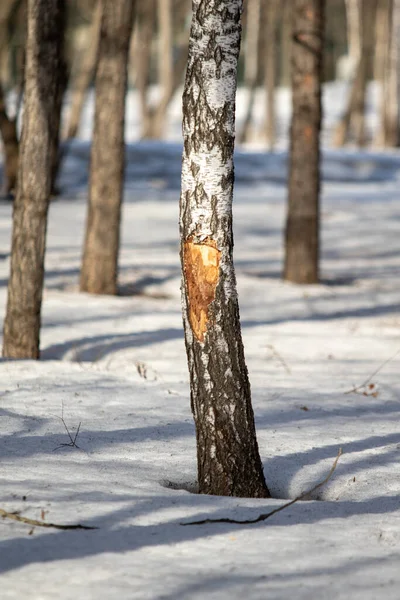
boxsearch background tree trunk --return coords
[333,0,376,146]
[0,82,19,194]
[136,0,156,138]
[240,0,261,144]
[284,0,324,284]
[264,0,279,148]
[65,0,102,140]
[2,0,66,359]
[373,0,391,146]
[139,0,189,139]
[351,2,376,146]
[385,0,400,146]
[150,0,173,138]
[80,0,135,295]
[180,0,269,498]
[344,0,361,68]
[333,0,362,146]
[0,0,23,194]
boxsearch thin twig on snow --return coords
[53,403,82,451]
[182,448,342,526]
[344,348,400,396]
[0,508,97,530]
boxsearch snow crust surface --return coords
[0,84,400,599]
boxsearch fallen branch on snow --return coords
[182,448,342,526]
[0,508,97,530]
[344,348,400,396]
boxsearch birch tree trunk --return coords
[240,0,261,143]
[65,0,102,140]
[80,0,135,295]
[2,0,66,359]
[284,0,324,284]
[180,0,269,498]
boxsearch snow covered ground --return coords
[0,85,400,599]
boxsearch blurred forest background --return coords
[1,0,398,175]
[0,0,399,361]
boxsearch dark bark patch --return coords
[183,236,221,342]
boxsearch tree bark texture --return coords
[2,0,66,359]
[284,0,324,284]
[65,0,102,140]
[180,0,269,498]
[80,0,135,295]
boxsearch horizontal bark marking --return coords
[183,237,220,342]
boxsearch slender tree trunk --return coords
[2,0,66,359]
[279,0,292,86]
[152,40,190,133]
[157,0,173,94]
[333,0,362,146]
[140,0,189,139]
[240,0,261,143]
[80,0,135,295]
[51,45,69,195]
[0,83,19,194]
[264,0,279,148]
[385,0,400,146]
[345,0,361,68]
[374,0,389,83]
[136,0,156,138]
[0,0,23,194]
[64,0,102,140]
[351,2,376,146]
[180,0,269,498]
[333,0,376,147]
[284,0,324,284]
[148,0,173,138]
[373,0,390,146]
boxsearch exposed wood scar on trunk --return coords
[183,237,221,342]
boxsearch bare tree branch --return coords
[0,508,97,530]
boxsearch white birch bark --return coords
[180,0,268,498]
